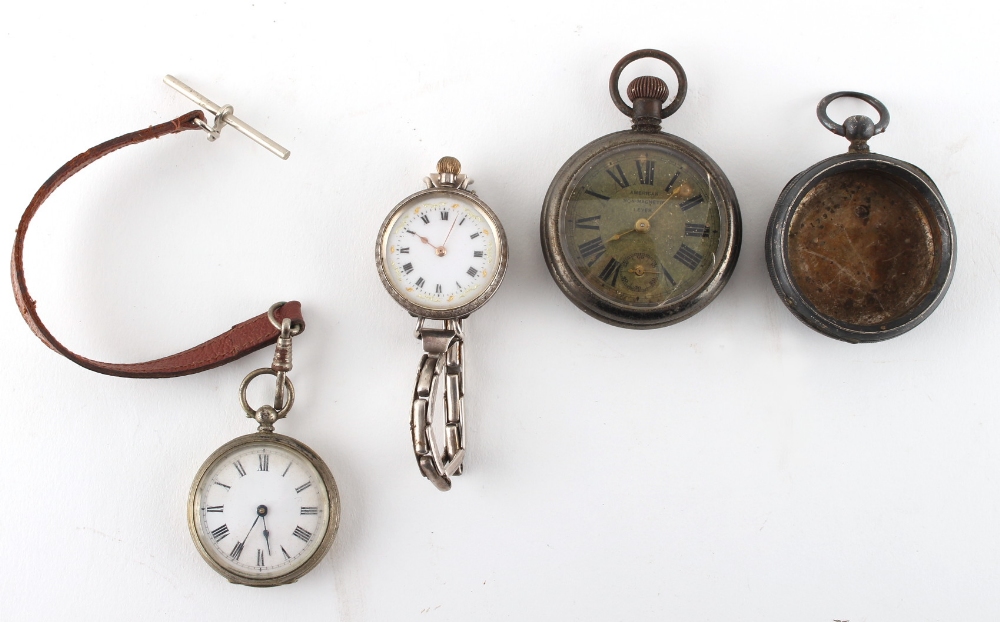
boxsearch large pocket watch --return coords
[188,305,340,586]
[541,49,741,329]
[765,92,956,343]
[375,157,508,491]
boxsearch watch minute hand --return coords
[646,184,688,222]
[439,211,459,248]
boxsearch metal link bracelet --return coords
[411,318,466,491]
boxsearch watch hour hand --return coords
[261,517,272,555]
[407,229,441,251]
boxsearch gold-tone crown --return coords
[437,156,462,175]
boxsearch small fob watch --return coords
[376,157,508,491]
[11,76,341,588]
[541,49,741,329]
[766,92,956,343]
[189,305,340,586]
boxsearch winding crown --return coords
[627,76,669,103]
[437,156,462,175]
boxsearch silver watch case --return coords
[187,432,341,587]
[376,187,508,320]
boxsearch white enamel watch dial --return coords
[381,190,502,312]
[189,434,339,586]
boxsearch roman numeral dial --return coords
[561,146,722,306]
[193,440,334,580]
[382,193,502,312]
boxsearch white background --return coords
[1,1,997,620]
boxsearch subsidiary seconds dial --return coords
[381,191,501,312]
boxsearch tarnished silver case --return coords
[541,130,741,329]
[376,187,508,320]
[766,153,956,343]
[188,433,341,587]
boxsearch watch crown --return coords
[627,76,669,104]
[437,156,462,175]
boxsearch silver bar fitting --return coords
[163,75,291,160]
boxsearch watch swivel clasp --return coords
[163,75,291,160]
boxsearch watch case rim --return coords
[540,129,742,329]
[187,432,341,588]
[376,187,508,320]
[765,151,957,343]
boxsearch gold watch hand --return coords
[609,227,637,242]
[439,211,459,249]
[647,183,688,222]
[407,229,441,251]
[609,185,691,242]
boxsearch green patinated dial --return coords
[560,145,722,307]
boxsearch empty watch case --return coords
[766,91,956,343]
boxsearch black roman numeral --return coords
[435,284,442,294]
[577,237,606,266]
[293,526,312,542]
[607,164,630,188]
[684,223,710,238]
[211,524,230,541]
[575,215,601,230]
[257,549,264,566]
[680,195,704,211]
[399,247,410,253]
[470,232,480,239]
[459,217,466,225]
[466,267,478,277]
[415,277,425,288]
[282,462,291,477]
[584,189,610,201]
[295,482,312,493]
[420,214,430,224]
[300,506,319,515]
[281,546,291,560]
[663,269,676,286]
[402,263,414,274]
[207,505,224,513]
[674,244,704,270]
[664,170,681,193]
[258,454,268,471]
[473,250,483,257]
[598,258,622,287]
[214,482,231,490]
[234,461,246,477]
[636,160,654,185]
[440,210,449,220]
[230,541,244,560]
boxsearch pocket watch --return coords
[189,305,340,586]
[765,92,956,343]
[8,74,341,588]
[541,49,741,329]
[375,157,508,491]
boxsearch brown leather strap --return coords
[10,111,306,378]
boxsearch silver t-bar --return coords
[163,75,290,160]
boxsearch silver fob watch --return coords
[376,157,508,491]
[188,305,340,586]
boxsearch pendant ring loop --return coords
[817,91,890,137]
[609,49,688,119]
[240,368,295,419]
